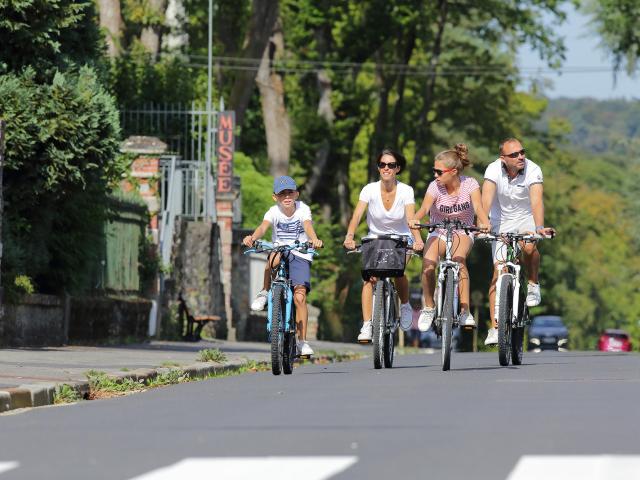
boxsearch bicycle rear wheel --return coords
[498,274,514,366]
[372,281,385,369]
[441,269,455,371]
[270,284,286,375]
[383,283,396,368]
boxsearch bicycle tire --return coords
[441,269,455,371]
[270,284,286,375]
[498,274,514,366]
[372,281,385,369]
[512,298,527,365]
[383,283,396,368]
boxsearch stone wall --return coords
[67,296,151,343]
[0,294,65,347]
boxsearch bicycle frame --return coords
[266,255,295,335]
[435,229,461,329]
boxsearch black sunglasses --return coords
[432,167,455,176]
[503,148,525,159]
[378,161,398,169]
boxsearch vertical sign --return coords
[216,111,235,193]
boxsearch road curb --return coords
[0,350,364,414]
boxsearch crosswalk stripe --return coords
[129,456,358,480]
[507,455,640,480]
[0,462,19,475]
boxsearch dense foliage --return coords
[0,0,126,295]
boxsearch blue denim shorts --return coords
[286,254,312,292]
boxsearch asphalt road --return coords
[1,350,639,480]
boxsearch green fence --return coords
[103,198,148,293]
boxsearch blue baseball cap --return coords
[273,175,297,194]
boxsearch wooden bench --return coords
[178,297,221,341]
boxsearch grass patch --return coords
[53,384,81,404]
[86,370,145,398]
[198,348,227,363]
[146,369,188,387]
[160,361,181,368]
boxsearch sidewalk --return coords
[0,339,369,413]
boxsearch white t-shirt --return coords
[483,158,543,231]
[263,201,313,261]
[358,181,414,236]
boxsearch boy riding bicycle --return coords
[242,176,323,357]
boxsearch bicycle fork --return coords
[494,263,521,327]
[436,261,460,327]
[266,283,294,333]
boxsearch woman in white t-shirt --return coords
[343,149,424,342]
[409,144,490,332]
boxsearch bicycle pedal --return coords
[358,339,372,344]
[298,354,312,360]
[463,326,476,331]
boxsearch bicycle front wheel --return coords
[383,283,396,368]
[498,274,514,366]
[372,280,386,370]
[270,284,286,375]
[512,296,527,365]
[441,269,455,371]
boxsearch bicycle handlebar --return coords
[413,219,482,233]
[476,232,554,243]
[243,240,320,256]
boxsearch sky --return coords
[518,4,639,99]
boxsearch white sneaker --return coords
[399,303,413,331]
[298,341,313,357]
[250,289,268,311]
[485,327,498,345]
[357,321,372,342]
[526,283,541,307]
[459,311,476,327]
[418,307,436,332]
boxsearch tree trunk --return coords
[98,0,124,58]
[139,0,167,60]
[256,19,291,177]
[391,27,416,148]
[229,0,279,134]
[303,70,334,200]
[409,0,449,186]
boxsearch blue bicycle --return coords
[243,240,318,375]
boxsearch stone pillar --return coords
[216,191,235,340]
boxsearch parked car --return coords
[528,315,569,352]
[598,329,632,352]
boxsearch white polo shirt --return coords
[483,158,543,231]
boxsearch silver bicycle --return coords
[415,220,480,371]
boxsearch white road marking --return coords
[129,456,358,480]
[507,455,640,480]
[0,462,19,475]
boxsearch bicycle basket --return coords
[361,237,408,280]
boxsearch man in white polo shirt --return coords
[481,138,555,345]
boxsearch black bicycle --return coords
[414,220,480,371]
[348,234,410,369]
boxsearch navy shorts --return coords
[285,253,312,292]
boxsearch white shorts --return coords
[491,215,535,263]
[427,230,475,246]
